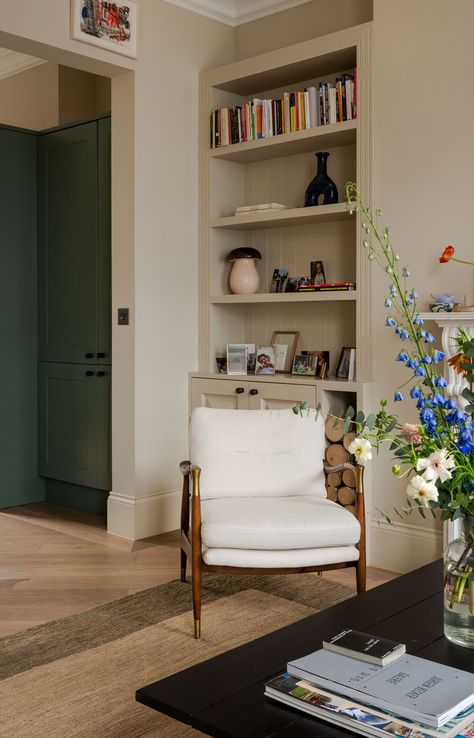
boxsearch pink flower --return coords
[401,423,422,444]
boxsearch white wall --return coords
[0,62,58,129]
[370,0,474,570]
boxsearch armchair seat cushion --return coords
[202,545,359,568]
[201,496,360,551]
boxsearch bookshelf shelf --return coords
[195,23,372,420]
[210,203,349,230]
[209,291,357,304]
[209,120,357,163]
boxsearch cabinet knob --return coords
[85,371,94,377]
[85,352,94,359]
[96,371,106,377]
[249,388,258,396]
[97,352,106,358]
[235,387,245,394]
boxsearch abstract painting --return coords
[71,0,138,58]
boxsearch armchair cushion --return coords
[201,496,360,550]
[202,545,359,568]
[191,407,326,500]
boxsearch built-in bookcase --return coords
[193,23,373,414]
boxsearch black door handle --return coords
[96,371,106,377]
[85,371,94,377]
[249,388,258,395]
[97,353,106,358]
[235,387,245,394]
[85,352,93,359]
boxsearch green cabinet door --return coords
[97,117,111,365]
[39,362,111,490]
[38,122,98,364]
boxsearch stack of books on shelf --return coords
[265,629,474,738]
[297,281,356,292]
[210,71,356,148]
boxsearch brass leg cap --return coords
[194,619,201,639]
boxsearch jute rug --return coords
[0,573,354,737]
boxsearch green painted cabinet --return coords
[38,118,111,364]
[38,363,111,490]
[38,117,111,492]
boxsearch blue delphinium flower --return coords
[402,267,410,277]
[396,351,409,362]
[406,358,419,369]
[447,409,468,426]
[414,366,425,376]
[424,333,436,344]
[410,289,418,300]
[410,386,421,399]
[385,298,393,308]
[434,376,448,388]
[431,393,447,407]
[413,315,424,325]
[394,391,403,401]
[385,317,397,327]
[433,350,445,362]
[420,407,437,433]
[390,284,397,296]
[400,330,410,340]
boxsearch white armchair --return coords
[180,407,366,638]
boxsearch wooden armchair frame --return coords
[180,460,366,639]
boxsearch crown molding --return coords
[164,0,314,27]
[0,50,46,82]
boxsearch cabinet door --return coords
[38,362,111,490]
[247,382,316,410]
[97,117,111,365]
[191,378,249,411]
[38,122,98,364]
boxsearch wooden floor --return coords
[0,502,398,638]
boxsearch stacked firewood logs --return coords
[324,417,357,515]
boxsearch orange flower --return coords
[439,245,455,263]
[448,352,472,377]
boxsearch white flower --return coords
[406,475,439,507]
[416,449,455,483]
[348,437,373,465]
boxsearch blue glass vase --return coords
[304,152,338,207]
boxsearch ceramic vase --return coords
[229,258,260,294]
[304,151,338,207]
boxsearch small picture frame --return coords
[336,347,356,381]
[292,353,318,376]
[311,260,326,285]
[303,350,330,379]
[255,346,276,375]
[71,0,138,58]
[270,268,289,293]
[216,356,227,374]
[245,344,256,373]
[271,331,299,373]
[227,344,248,375]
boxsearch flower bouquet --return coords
[342,183,474,648]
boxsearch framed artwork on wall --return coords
[71,0,138,58]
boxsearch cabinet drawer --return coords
[191,377,249,411]
[247,382,316,410]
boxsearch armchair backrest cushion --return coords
[190,407,326,500]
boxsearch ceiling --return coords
[0,49,45,81]
[164,0,314,26]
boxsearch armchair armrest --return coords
[180,461,202,542]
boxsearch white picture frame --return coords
[226,344,248,375]
[71,0,138,58]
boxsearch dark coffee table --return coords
[136,561,473,737]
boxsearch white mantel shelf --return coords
[419,312,474,322]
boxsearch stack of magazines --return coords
[265,632,474,738]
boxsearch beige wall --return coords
[369,0,474,570]
[58,66,111,124]
[0,62,58,130]
[234,0,373,59]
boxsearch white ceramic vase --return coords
[229,258,260,294]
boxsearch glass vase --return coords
[443,517,474,648]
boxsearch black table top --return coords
[136,561,474,738]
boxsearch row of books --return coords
[265,629,474,738]
[210,71,356,148]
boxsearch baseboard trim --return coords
[370,519,442,573]
[107,489,181,540]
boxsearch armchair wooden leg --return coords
[181,548,187,583]
[356,556,366,594]
[192,555,202,639]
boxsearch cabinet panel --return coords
[39,362,111,490]
[38,122,98,363]
[248,382,316,410]
[97,117,111,364]
[191,378,249,411]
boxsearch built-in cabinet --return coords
[37,117,111,492]
[193,25,373,421]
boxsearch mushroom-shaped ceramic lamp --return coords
[227,247,262,295]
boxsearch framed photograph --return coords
[245,344,256,373]
[285,278,299,293]
[273,344,288,372]
[292,353,318,376]
[269,268,288,293]
[71,0,138,58]
[311,260,326,285]
[227,344,248,375]
[271,331,299,373]
[303,350,330,379]
[215,356,227,374]
[255,346,276,375]
[336,347,356,380]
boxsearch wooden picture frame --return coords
[271,331,299,373]
[71,0,138,58]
